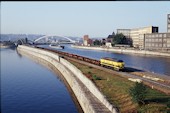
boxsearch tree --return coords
[101,38,106,45]
[93,39,101,46]
[112,33,129,45]
[129,82,148,105]
[113,33,125,44]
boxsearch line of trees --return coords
[92,32,133,46]
[107,32,133,47]
[93,39,101,46]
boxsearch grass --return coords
[68,59,170,113]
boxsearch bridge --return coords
[34,35,76,44]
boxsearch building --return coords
[83,35,89,46]
[144,33,170,50]
[117,26,158,48]
[106,35,113,43]
[168,14,170,33]
[130,26,158,48]
[117,29,131,38]
[143,14,170,50]
[105,42,112,47]
[116,14,169,50]
[88,38,93,46]
[83,35,93,46]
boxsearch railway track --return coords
[35,46,170,94]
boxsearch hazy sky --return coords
[1,2,170,37]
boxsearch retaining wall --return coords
[17,45,118,113]
[72,45,170,57]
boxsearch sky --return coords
[1,1,170,37]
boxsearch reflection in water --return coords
[42,44,170,76]
[17,50,83,113]
[1,48,79,113]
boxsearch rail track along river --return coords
[35,46,170,95]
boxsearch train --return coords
[34,46,125,71]
[100,57,124,71]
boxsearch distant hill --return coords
[0,34,84,43]
[91,37,106,40]
[0,34,45,41]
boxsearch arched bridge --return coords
[34,35,76,44]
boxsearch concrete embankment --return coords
[17,45,118,113]
[72,45,170,57]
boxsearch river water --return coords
[1,48,79,113]
[42,44,170,76]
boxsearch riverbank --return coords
[67,57,170,113]
[0,45,16,49]
[17,45,118,113]
[72,45,170,57]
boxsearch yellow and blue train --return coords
[100,57,125,71]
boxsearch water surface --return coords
[1,48,79,113]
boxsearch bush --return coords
[88,71,92,74]
[129,82,147,105]
[167,99,170,108]
[92,75,101,80]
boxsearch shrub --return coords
[129,82,147,105]
[167,99,170,108]
[88,71,92,74]
[92,75,101,80]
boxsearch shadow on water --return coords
[16,48,23,58]
[10,46,17,50]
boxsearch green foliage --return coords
[88,71,92,74]
[167,99,170,108]
[88,66,93,69]
[93,39,101,46]
[129,82,148,105]
[92,75,101,80]
[112,33,130,45]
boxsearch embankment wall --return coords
[17,45,117,113]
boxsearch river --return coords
[42,44,170,76]
[1,48,80,113]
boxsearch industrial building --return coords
[143,14,170,50]
[144,33,170,50]
[117,26,158,48]
[168,14,170,33]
